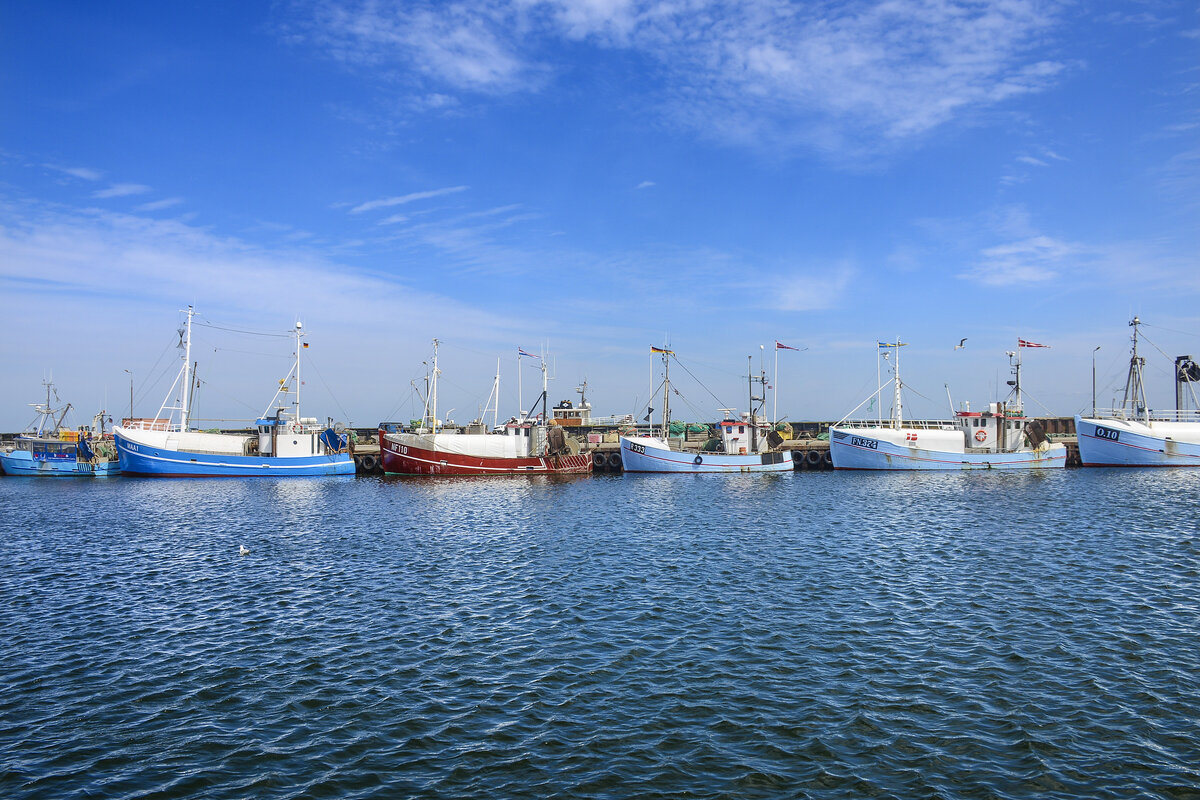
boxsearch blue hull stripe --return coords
[0,452,119,477]
[116,434,355,477]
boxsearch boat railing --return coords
[122,417,174,431]
[1095,408,1200,423]
[834,419,958,431]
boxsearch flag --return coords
[878,341,907,348]
[302,342,309,349]
[1018,339,1050,348]
[518,348,539,358]
[775,341,800,351]
[650,346,674,355]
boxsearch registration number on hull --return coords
[850,436,878,450]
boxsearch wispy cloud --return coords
[92,183,152,199]
[351,185,469,214]
[636,180,655,189]
[774,261,855,311]
[293,0,1071,157]
[136,197,185,212]
[963,235,1076,286]
[45,164,103,181]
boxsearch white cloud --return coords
[774,262,855,311]
[92,183,152,199]
[136,197,185,212]
[636,180,655,189]
[45,164,103,181]
[351,185,469,213]
[295,1,1070,156]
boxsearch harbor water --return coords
[1,470,1198,799]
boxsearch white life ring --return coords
[974,429,987,442]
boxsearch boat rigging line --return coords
[193,320,291,338]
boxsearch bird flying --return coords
[954,338,968,350]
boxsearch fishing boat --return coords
[379,340,592,476]
[829,339,1066,471]
[0,382,119,477]
[619,347,792,473]
[113,307,355,477]
[1074,317,1200,467]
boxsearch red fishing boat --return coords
[379,340,593,476]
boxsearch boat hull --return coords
[829,428,1066,471]
[114,431,355,477]
[0,450,119,477]
[619,436,792,473]
[380,434,593,476]
[1074,416,1200,467]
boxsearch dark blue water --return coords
[1,470,1198,799]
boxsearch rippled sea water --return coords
[1,470,1198,799]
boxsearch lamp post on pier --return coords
[1091,347,1101,417]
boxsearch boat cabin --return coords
[256,412,345,457]
[954,402,1027,450]
[551,399,592,427]
[717,419,771,455]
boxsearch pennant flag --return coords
[650,346,675,355]
[878,341,907,348]
[775,341,801,351]
[518,348,539,358]
[1018,339,1050,348]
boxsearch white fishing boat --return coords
[619,347,791,473]
[1074,317,1200,467]
[113,307,355,477]
[830,339,1066,471]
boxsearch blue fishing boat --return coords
[0,382,119,477]
[620,347,792,474]
[1075,317,1200,467]
[113,307,355,477]
[830,339,1066,471]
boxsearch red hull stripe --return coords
[380,440,592,475]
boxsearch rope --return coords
[193,320,290,338]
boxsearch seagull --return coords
[954,338,968,350]
[239,545,250,556]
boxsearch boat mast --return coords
[181,305,194,430]
[430,338,440,432]
[1011,344,1023,414]
[662,350,671,440]
[893,339,904,430]
[295,320,303,423]
[1121,316,1148,422]
[539,353,548,425]
[493,359,501,429]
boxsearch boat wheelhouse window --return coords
[739,426,745,434]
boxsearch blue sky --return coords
[2,0,1199,432]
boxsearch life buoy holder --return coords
[974,429,987,442]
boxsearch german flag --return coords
[650,346,674,355]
